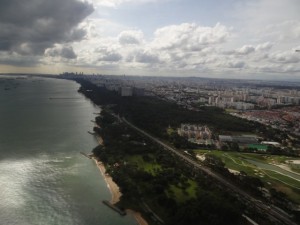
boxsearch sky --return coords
[0,0,299,79]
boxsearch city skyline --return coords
[0,0,299,79]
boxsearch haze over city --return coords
[0,0,299,79]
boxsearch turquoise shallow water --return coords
[0,76,136,225]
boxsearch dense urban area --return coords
[59,73,300,225]
[62,72,300,151]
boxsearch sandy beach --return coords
[93,158,121,204]
[126,209,149,225]
[96,136,104,145]
[93,158,149,225]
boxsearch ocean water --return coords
[0,76,136,225]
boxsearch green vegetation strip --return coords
[195,150,300,203]
[126,155,162,175]
[261,170,300,190]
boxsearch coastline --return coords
[91,114,148,224]
[93,158,122,204]
[93,158,149,225]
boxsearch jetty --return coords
[80,152,93,159]
[88,131,96,135]
[102,200,126,216]
[49,97,80,100]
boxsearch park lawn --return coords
[186,180,198,199]
[194,150,300,204]
[241,154,300,174]
[271,183,300,204]
[167,184,196,203]
[194,149,221,155]
[126,154,162,175]
[195,150,256,175]
[225,154,300,204]
[225,109,238,113]
[261,170,300,189]
[241,153,269,162]
[244,154,297,164]
[291,167,300,173]
[262,173,300,204]
[144,163,162,174]
[221,154,256,175]
[267,155,300,164]
[126,154,144,165]
[267,155,292,164]
[168,185,187,203]
[167,179,198,203]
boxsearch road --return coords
[121,117,298,225]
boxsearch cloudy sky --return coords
[0,0,299,79]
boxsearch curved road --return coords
[121,117,297,225]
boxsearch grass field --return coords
[167,179,198,203]
[194,150,300,204]
[126,154,162,175]
[126,154,198,203]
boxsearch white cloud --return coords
[90,0,165,8]
[152,23,229,51]
[232,0,300,48]
[118,30,144,45]
[3,0,299,78]
[236,45,255,55]
[69,16,300,77]
[256,42,273,51]
[96,47,123,62]
[269,51,300,64]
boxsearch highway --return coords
[121,117,298,225]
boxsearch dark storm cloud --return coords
[0,0,94,55]
[0,53,41,67]
[45,45,77,59]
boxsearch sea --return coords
[0,76,137,225]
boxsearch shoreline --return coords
[93,158,122,204]
[93,158,149,225]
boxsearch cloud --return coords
[256,42,273,51]
[135,51,160,64]
[236,0,299,24]
[71,15,300,78]
[0,0,93,55]
[118,30,144,45]
[91,0,164,8]
[152,23,229,51]
[255,63,300,74]
[232,0,300,47]
[99,53,123,62]
[236,45,255,55]
[0,52,41,67]
[96,47,123,62]
[0,0,293,78]
[269,51,300,64]
[45,45,77,59]
[227,61,246,69]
